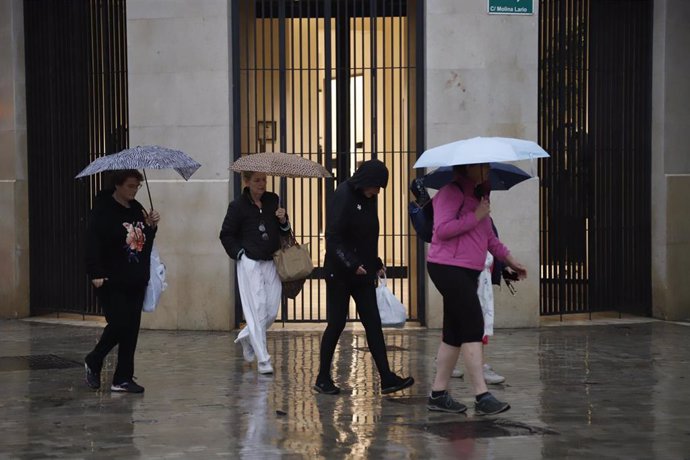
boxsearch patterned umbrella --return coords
[75,145,201,180]
[75,145,202,208]
[230,152,331,178]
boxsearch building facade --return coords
[1,0,688,329]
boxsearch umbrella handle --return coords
[143,169,154,210]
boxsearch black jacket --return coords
[86,189,157,288]
[323,160,388,280]
[219,188,291,261]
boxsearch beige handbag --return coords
[273,232,314,282]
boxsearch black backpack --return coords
[408,200,435,243]
[408,178,462,243]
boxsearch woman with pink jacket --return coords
[426,163,527,415]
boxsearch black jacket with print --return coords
[323,159,388,281]
[86,189,157,288]
[219,188,291,261]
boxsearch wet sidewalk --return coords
[1,318,689,459]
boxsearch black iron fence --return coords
[25,0,128,316]
[232,0,424,324]
[538,0,652,316]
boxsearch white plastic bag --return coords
[478,252,495,336]
[143,246,167,312]
[375,275,407,327]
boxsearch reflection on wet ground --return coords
[1,319,689,459]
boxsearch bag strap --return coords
[280,227,298,250]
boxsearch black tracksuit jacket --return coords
[86,189,157,288]
[323,160,388,281]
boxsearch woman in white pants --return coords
[220,171,290,374]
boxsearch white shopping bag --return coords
[478,252,495,336]
[143,246,167,312]
[375,275,407,327]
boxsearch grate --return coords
[409,419,559,440]
[0,355,83,372]
[232,0,425,325]
[355,345,408,352]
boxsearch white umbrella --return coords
[413,137,549,169]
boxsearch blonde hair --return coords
[242,171,256,182]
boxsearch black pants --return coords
[427,262,484,346]
[318,276,394,383]
[86,283,145,385]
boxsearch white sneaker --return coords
[258,360,274,375]
[238,337,255,363]
[451,368,464,378]
[483,363,505,384]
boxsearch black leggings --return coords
[427,262,484,346]
[86,283,145,384]
[318,277,394,382]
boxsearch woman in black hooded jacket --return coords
[315,159,414,395]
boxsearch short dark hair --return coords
[111,169,144,186]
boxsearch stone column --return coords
[651,0,690,321]
[0,0,29,319]
[424,1,540,328]
[127,1,234,330]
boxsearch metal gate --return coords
[25,0,129,316]
[538,0,652,316]
[231,0,424,323]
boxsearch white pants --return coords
[477,252,495,337]
[235,257,281,364]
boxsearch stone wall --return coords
[424,1,540,328]
[127,1,234,330]
[651,0,690,321]
[0,0,29,319]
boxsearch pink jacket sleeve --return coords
[487,229,510,262]
[432,183,479,241]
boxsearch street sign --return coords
[488,0,534,15]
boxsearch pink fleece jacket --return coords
[427,176,510,271]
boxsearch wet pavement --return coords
[1,318,690,459]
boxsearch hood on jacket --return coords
[93,188,116,207]
[96,187,115,198]
[348,159,389,190]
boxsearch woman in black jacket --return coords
[220,171,291,375]
[315,159,414,395]
[84,169,160,393]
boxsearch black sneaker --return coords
[84,361,100,390]
[313,378,340,395]
[111,380,145,394]
[381,374,415,395]
[427,392,468,413]
[475,393,510,415]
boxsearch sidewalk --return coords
[1,318,689,459]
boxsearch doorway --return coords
[231,0,424,323]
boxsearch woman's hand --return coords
[505,255,527,280]
[144,209,160,228]
[355,265,367,275]
[275,207,287,224]
[92,278,107,288]
[475,197,491,221]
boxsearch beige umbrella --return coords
[230,152,332,178]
